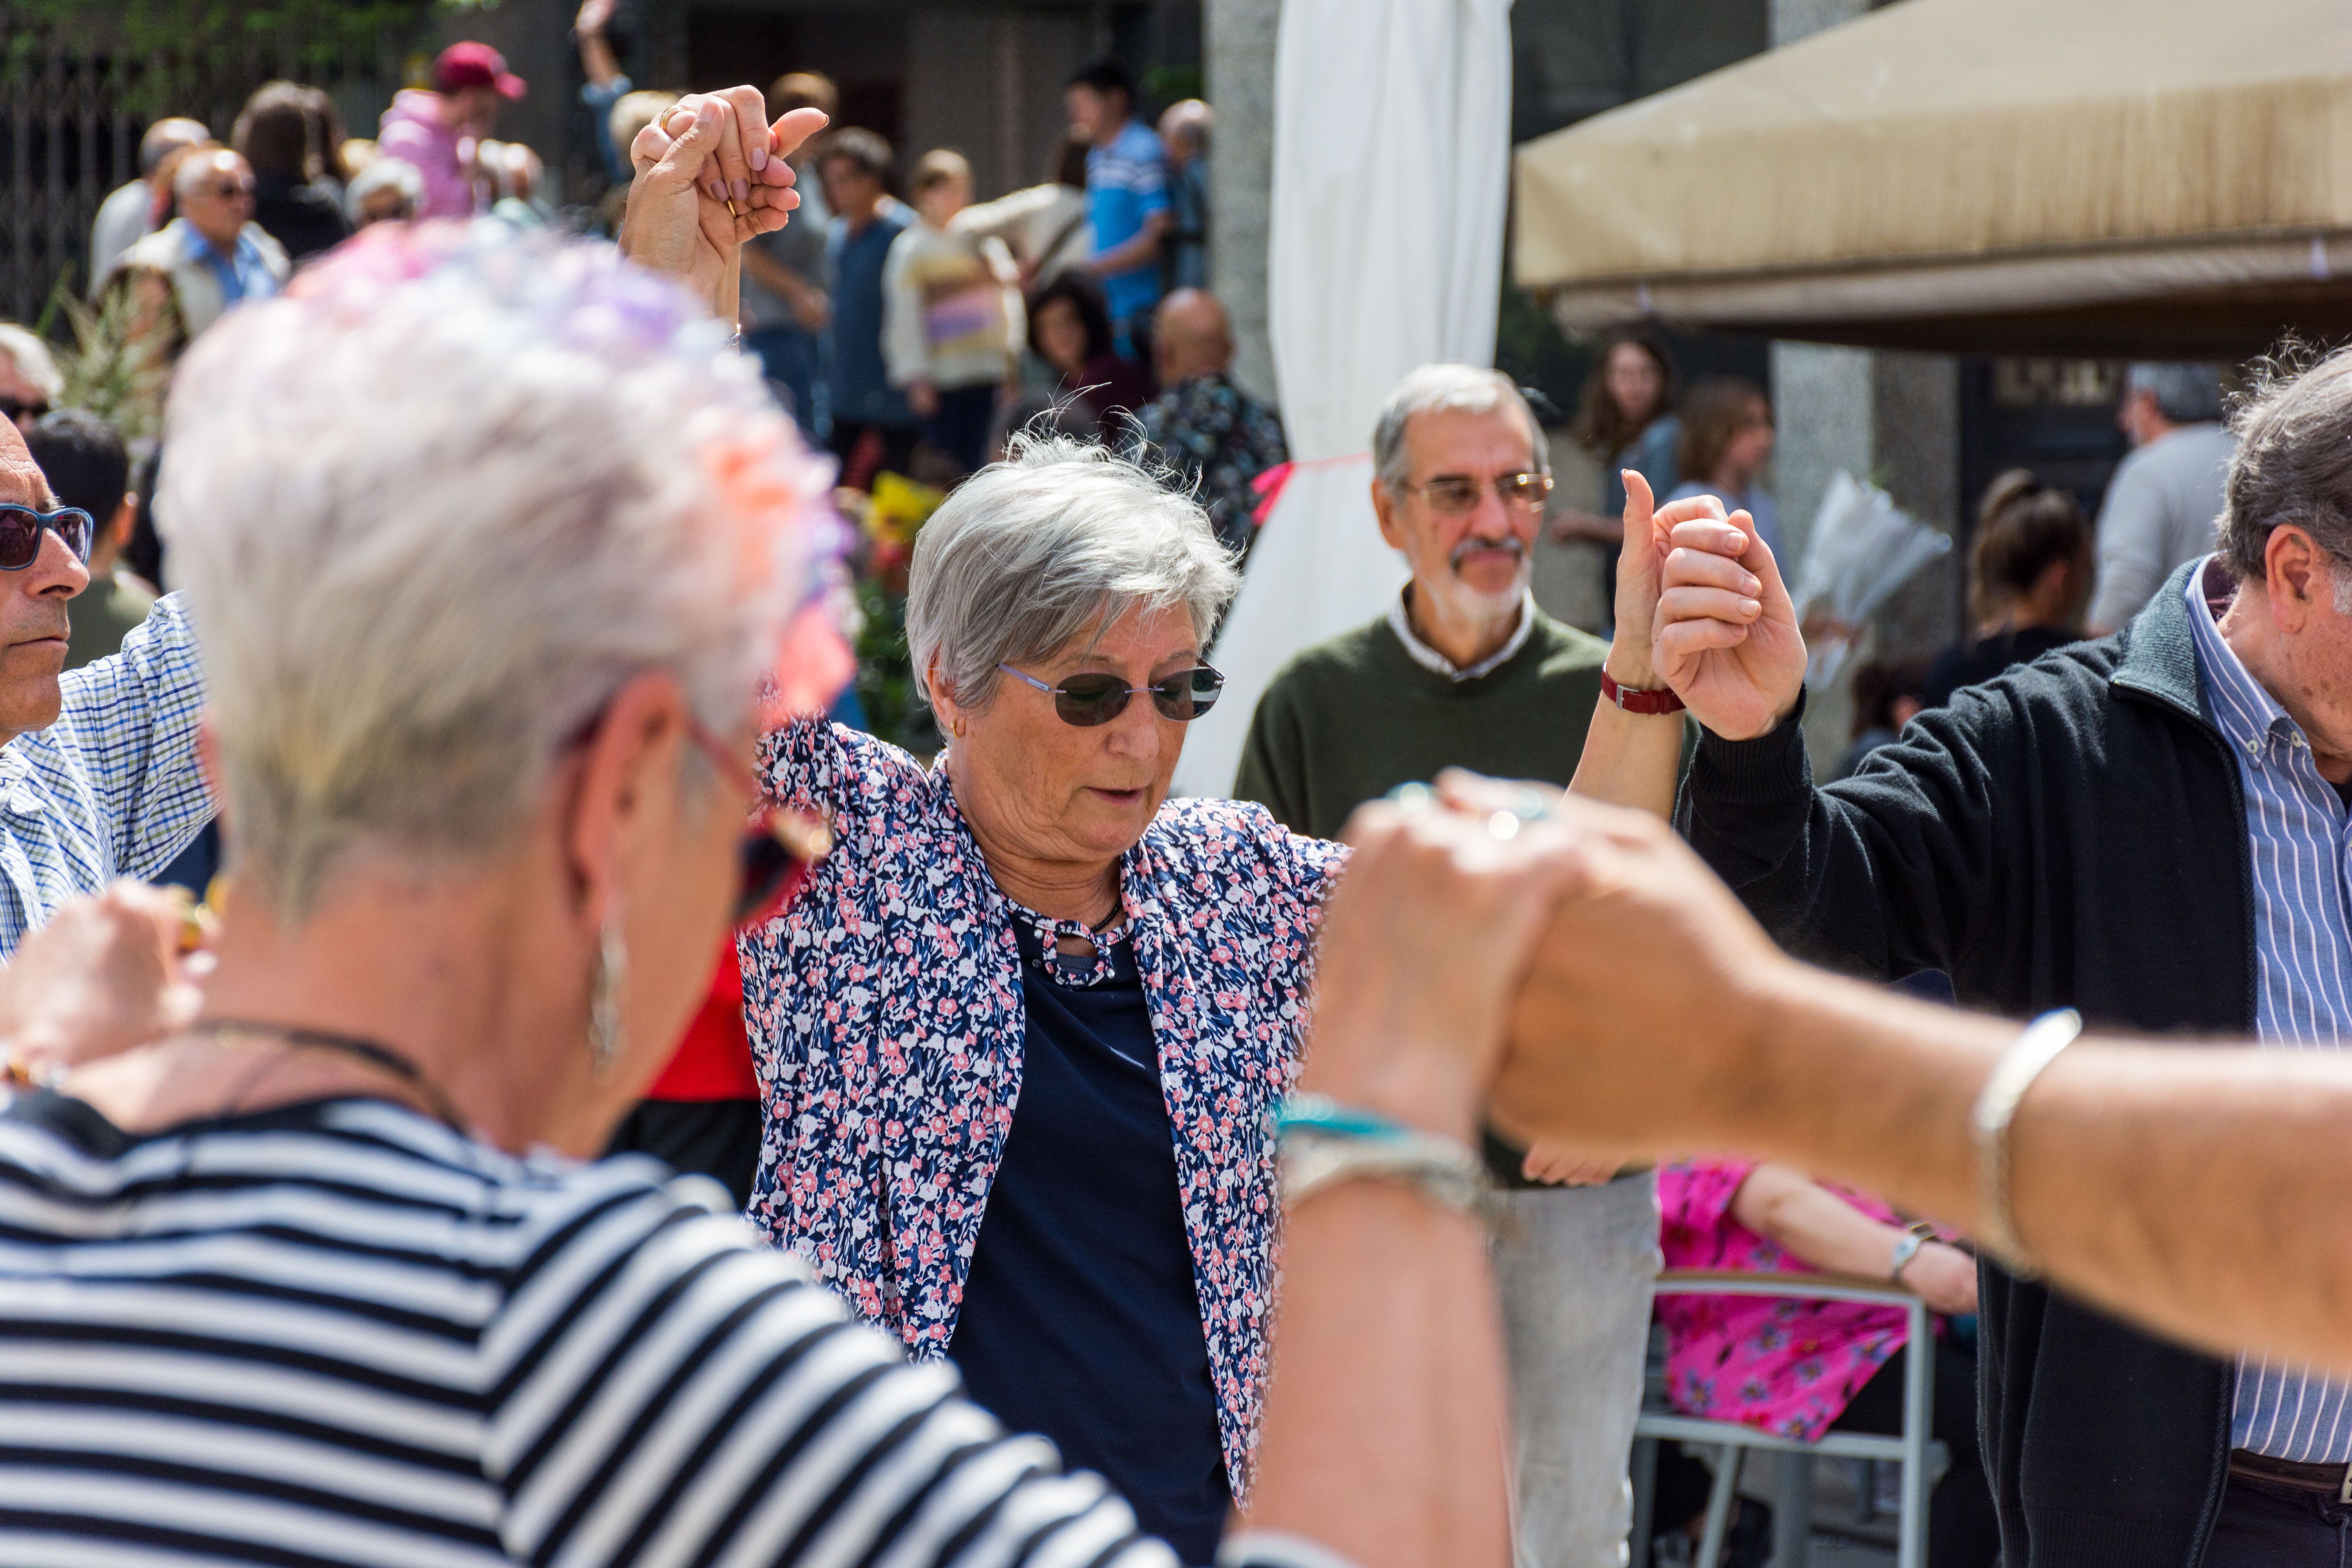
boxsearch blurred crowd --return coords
[10,15,1289,762]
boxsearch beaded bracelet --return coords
[1276,1092,1495,1222]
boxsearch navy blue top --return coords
[947,922,1230,1563]
[825,206,915,427]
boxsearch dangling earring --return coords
[588,903,627,1077]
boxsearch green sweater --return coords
[1233,610,1612,841]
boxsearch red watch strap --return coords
[1601,671,1686,715]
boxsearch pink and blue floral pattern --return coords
[738,719,1346,1494]
[1657,1160,1917,1442]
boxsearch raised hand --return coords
[1610,470,1739,688]
[1651,505,1806,740]
[619,89,829,318]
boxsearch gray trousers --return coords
[1495,1171,1662,1568]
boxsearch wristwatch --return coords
[1887,1229,1928,1281]
[1601,670,1686,715]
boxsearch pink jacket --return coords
[376,91,475,220]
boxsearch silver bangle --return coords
[1282,1126,1494,1223]
[1969,1008,2082,1276]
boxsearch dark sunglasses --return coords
[0,504,94,570]
[997,661,1225,727]
[686,722,832,928]
[0,397,49,425]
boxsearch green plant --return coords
[852,576,937,754]
[43,274,171,446]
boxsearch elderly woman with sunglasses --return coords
[740,439,1343,1561]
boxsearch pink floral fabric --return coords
[738,719,1346,1493]
[1657,1160,1915,1441]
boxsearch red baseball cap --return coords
[433,41,526,100]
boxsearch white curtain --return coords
[1173,0,1517,800]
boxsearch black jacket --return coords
[1677,561,2249,1568]
[252,172,352,266]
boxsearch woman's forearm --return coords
[1569,632,1682,818]
[1570,701,1683,818]
[1729,1162,1905,1279]
[1242,1181,1510,1568]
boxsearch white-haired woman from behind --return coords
[740,434,1345,1560]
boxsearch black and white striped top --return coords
[0,1090,1200,1567]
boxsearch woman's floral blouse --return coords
[1657,1160,1918,1441]
[739,719,1347,1494]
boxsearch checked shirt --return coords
[0,593,209,955]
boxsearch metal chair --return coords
[1629,1270,1946,1568]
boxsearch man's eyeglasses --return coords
[1403,472,1555,515]
[191,180,256,200]
[0,398,49,426]
[997,662,1226,728]
[685,722,832,929]
[0,504,93,571]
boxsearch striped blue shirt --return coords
[0,592,209,956]
[2184,559,2352,1462]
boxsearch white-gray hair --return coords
[0,324,63,403]
[906,434,1239,711]
[2220,348,2352,585]
[158,224,828,921]
[1372,364,1549,494]
[172,147,245,200]
[345,155,424,223]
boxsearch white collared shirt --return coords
[1386,585,1537,682]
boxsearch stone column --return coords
[1869,350,1962,658]
[1204,0,1278,399]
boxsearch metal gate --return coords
[0,15,405,330]
[0,42,148,325]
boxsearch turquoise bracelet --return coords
[1276,1092,1412,1145]
[1277,1092,1494,1222]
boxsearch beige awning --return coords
[1512,0,2352,358]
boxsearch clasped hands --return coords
[616,88,831,320]
[1610,471,1809,743]
[1298,772,1801,1180]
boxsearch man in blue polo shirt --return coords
[1065,58,1170,362]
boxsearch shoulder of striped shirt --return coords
[0,1098,1200,1568]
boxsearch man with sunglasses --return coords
[1234,361,1686,1568]
[106,148,289,369]
[0,417,207,958]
